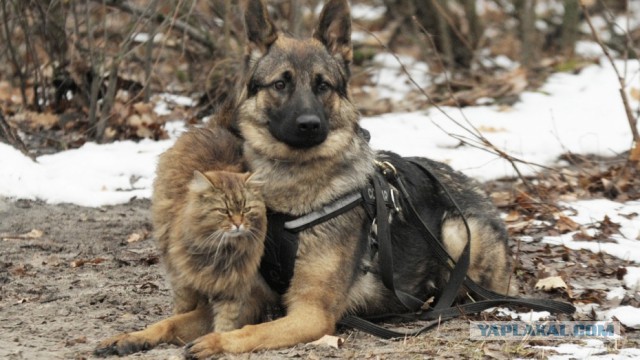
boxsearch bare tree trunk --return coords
[385,0,477,70]
[433,0,454,68]
[33,0,68,66]
[144,0,160,102]
[97,63,119,143]
[462,0,482,50]
[516,0,538,68]
[288,0,303,37]
[561,0,580,56]
[1,0,29,105]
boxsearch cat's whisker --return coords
[187,229,227,255]
[210,233,229,267]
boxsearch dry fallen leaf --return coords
[309,335,344,349]
[126,230,149,243]
[1,229,44,241]
[503,210,520,222]
[70,257,106,268]
[483,343,509,360]
[556,214,580,233]
[12,111,59,130]
[506,220,531,234]
[535,276,568,292]
[65,336,88,347]
[490,191,512,207]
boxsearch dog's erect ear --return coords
[243,0,278,57]
[313,0,352,64]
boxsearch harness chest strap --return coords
[260,182,396,294]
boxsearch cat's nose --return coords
[230,214,244,229]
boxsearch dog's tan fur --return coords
[186,0,514,357]
[96,1,515,357]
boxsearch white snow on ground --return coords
[606,306,640,330]
[350,3,386,21]
[537,339,640,360]
[623,267,640,290]
[365,53,431,101]
[542,200,640,262]
[2,60,638,204]
[0,121,185,207]
[492,307,551,322]
[363,59,640,182]
[1,58,640,357]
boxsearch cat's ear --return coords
[189,170,214,193]
[243,172,264,189]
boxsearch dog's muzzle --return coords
[293,114,327,147]
[270,113,328,149]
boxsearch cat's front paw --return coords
[184,333,223,359]
[94,333,153,357]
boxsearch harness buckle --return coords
[374,160,398,178]
[390,187,401,213]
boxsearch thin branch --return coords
[361,23,550,192]
[580,1,640,162]
[429,0,474,52]
[97,0,216,54]
[0,111,35,162]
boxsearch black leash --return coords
[259,157,575,339]
[339,159,575,339]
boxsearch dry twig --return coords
[0,111,35,162]
[359,23,550,193]
[580,0,640,163]
[98,0,216,54]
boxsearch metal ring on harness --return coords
[374,160,397,177]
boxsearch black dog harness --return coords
[259,158,576,338]
[259,170,394,295]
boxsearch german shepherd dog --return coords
[96,0,514,357]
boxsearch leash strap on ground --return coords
[261,157,575,338]
[405,159,575,313]
[339,314,441,339]
[340,158,575,339]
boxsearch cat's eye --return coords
[213,208,228,214]
[242,207,252,214]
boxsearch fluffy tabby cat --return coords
[95,126,273,355]
[154,125,271,331]
[167,169,267,331]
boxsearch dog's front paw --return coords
[94,334,153,357]
[184,333,223,359]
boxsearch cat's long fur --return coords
[95,126,274,356]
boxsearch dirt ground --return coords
[0,195,637,359]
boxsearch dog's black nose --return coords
[270,113,327,148]
[296,114,321,134]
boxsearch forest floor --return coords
[1,164,639,359]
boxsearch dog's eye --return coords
[274,81,286,91]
